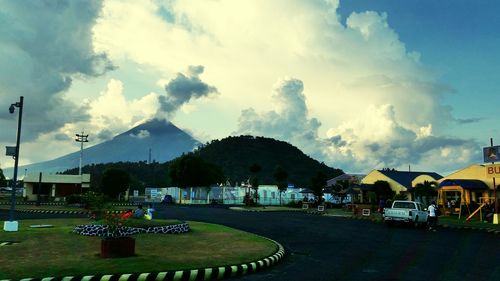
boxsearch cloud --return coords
[130,129,150,139]
[455,117,485,124]
[325,104,479,172]
[86,79,159,142]
[236,78,324,158]
[90,0,480,174]
[1,0,479,174]
[237,78,478,174]
[0,0,113,142]
[156,65,219,118]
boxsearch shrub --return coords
[286,200,302,208]
[393,193,408,201]
[66,194,82,205]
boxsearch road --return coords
[2,205,499,281]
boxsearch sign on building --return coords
[483,146,500,163]
[485,164,500,178]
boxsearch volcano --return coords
[11,119,200,174]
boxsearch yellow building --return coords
[361,169,443,201]
[437,164,497,208]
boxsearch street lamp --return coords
[4,96,23,232]
[75,132,88,175]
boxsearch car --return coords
[161,194,173,204]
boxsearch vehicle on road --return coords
[383,200,428,228]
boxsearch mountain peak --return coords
[122,118,183,137]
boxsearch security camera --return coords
[9,104,15,114]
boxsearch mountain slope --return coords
[11,119,200,174]
[193,135,343,187]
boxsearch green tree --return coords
[333,180,350,204]
[100,168,130,199]
[372,180,395,201]
[0,167,6,187]
[273,165,288,205]
[249,163,262,204]
[310,171,328,204]
[413,181,437,206]
[393,193,408,201]
[168,154,224,203]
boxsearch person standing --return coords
[428,201,438,231]
[146,203,155,220]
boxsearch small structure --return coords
[23,173,90,202]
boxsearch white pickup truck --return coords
[383,200,428,228]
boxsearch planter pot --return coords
[100,237,135,258]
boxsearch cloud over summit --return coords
[157,65,219,118]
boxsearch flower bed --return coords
[73,222,190,237]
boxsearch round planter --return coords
[100,236,135,258]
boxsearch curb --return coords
[11,209,127,215]
[229,207,325,216]
[7,238,285,281]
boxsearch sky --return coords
[1,0,499,177]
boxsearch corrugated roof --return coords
[378,170,443,189]
[438,179,489,190]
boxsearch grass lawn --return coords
[438,215,500,229]
[0,218,277,280]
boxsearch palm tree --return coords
[249,163,262,204]
[413,181,438,206]
[273,165,288,205]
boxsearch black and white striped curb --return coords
[0,241,19,247]
[0,202,65,206]
[7,238,285,281]
[0,202,137,206]
[10,209,126,215]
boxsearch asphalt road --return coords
[2,205,499,281]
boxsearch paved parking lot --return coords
[2,205,499,281]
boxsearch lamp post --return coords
[75,132,88,175]
[4,96,23,232]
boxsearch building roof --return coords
[438,179,489,190]
[23,173,90,184]
[327,173,365,187]
[378,170,443,189]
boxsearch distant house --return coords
[326,173,365,187]
[23,173,90,201]
[325,174,365,203]
[361,169,443,201]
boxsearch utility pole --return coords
[75,132,88,175]
[491,138,498,224]
[4,96,23,231]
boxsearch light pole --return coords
[75,132,88,175]
[4,96,23,232]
